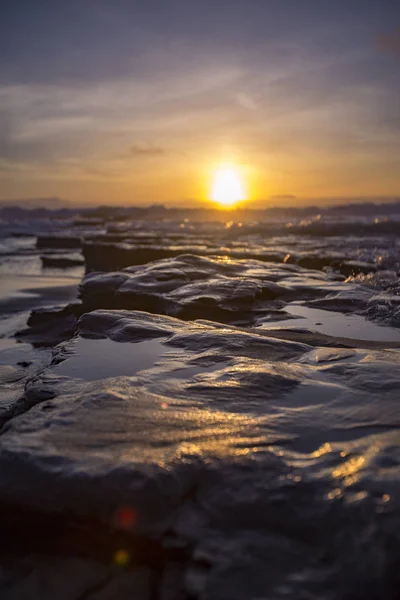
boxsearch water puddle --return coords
[53,336,232,383]
[53,336,169,381]
[262,304,400,342]
[276,379,343,408]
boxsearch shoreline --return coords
[0,218,399,599]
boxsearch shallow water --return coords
[0,274,81,301]
[53,335,231,382]
[262,303,400,342]
[54,336,168,381]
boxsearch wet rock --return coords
[307,287,375,313]
[83,242,187,271]
[0,557,110,600]
[330,259,377,278]
[78,309,191,341]
[17,250,400,355]
[79,255,322,326]
[82,238,290,273]
[16,303,84,347]
[1,310,400,598]
[0,555,152,600]
[0,365,27,419]
[40,255,84,269]
[37,236,83,250]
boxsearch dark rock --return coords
[37,236,83,250]
[16,303,84,347]
[1,311,400,598]
[40,255,84,269]
[83,242,185,271]
[79,255,313,326]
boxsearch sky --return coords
[1,0,400,206]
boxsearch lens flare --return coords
[211,165,245,208]
[114,505,137,529]
[113,549,130,567]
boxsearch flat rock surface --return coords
[1,310,399,599]
[80,255,400,332]
[79,254,341,324]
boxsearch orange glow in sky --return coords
[2,2,400,206]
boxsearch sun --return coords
[210,165,246,208]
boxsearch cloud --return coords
[1,15,400,203]
[236,93,257,110]
[130,144,165,157]
[377,27,400,57]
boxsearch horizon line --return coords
[2,197,400,213]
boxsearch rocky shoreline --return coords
[0,218,399,599]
